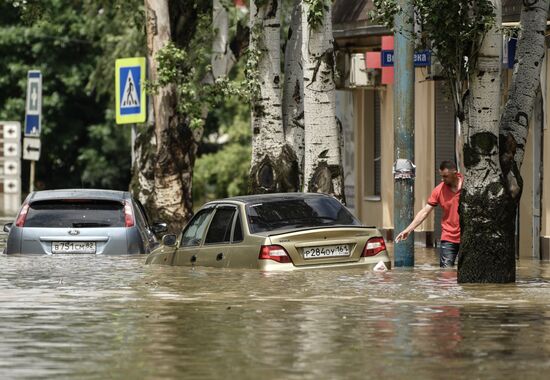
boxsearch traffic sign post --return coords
[24,70,42,193]
[0,121,22,214]
[115,57,146,124]
[23,137,41,161]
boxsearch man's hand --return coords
[394,229,411,243]
[393,204,434,243]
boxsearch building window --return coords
[363,91,382,198]
[374,92,381,196]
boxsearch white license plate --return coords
[303,244,350,259]
[52,241,96,254]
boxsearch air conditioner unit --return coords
[426,55,445,80]
[349,53,380,88]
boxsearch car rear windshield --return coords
[246,197,360,234]
[24,200,126,228]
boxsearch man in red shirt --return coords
[395,161,463,267]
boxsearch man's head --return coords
[439,160,458,186]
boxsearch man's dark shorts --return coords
[440,240,459,268]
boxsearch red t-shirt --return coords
[427,174,462,243]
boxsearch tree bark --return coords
[130,121,156,212]
[212,0,236,79]
[141,0,193,231]
[500,0,549,176]
[249,0,299,193]
[301,1,345,202]
[283,0,304,188]
[458,0,549,283]
[458,0,508,282]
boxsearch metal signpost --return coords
[0,121,22,215]
[115,57,146,167]
[24,70,42,192]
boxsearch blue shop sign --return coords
[381,50,432,67]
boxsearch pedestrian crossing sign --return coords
[115,57,146,124]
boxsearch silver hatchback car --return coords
[3,189,167,255]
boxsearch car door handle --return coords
[216,253,224,261]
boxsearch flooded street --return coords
[1,245,550,379]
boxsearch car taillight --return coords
[362,237,386,257]
[259,245,292,263]
[124,201,135,227]
[15,203,30,227]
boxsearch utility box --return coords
[349,53,380,88]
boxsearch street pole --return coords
[393,0,415,267]
[131,124,136,168]
[29,161,35,193]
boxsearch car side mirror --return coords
[151,221,168,234]
[3,223,12,233]
[162,234,177,247]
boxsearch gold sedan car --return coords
[146,193,391,271]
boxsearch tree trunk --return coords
[142,0,193,231]
[458,0,508,282]
[301,1,345,202]
[283,0,304,188]
[130,121,156,212]
[458,0,549,283]
[500,0,549,175]
[212,0,236,79]
[249,0,299,193]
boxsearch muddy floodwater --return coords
[1,244,550,379]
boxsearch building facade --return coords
[333,0,550,260]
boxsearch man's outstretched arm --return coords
[394,204,435,243]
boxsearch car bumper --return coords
[258,255,392,271]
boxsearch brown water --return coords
[1,246,550,379]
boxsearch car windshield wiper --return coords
[72,222,112,228]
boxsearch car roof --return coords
[206,192,332,206]
[27,189,131,203]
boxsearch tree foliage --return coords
[146,1,252,206]
[0,0,145,191]
[303,0,331,30]
[371,0,495,118]
[149,1,255,128]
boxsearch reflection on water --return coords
[1,247,550,379]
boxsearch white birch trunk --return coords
[458,0,550,283]
[212,0,236,79]
[461,0,502,193]
[499,0,549,189]
[301,1,345,201]
[458,1,512,283]
[283,0,304,185]
[249,0,287,192]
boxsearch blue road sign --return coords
[115,57,146,124]
[119,66,141,115]
[25,115,40,135]
[25,70,42,136]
